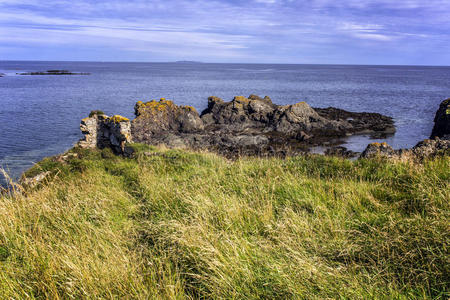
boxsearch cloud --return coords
[0,0,449,64]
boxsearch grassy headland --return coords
[0,145,449,299]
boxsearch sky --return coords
[0,0,450,65]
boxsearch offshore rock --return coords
[430,98,450,140]
[78,111,132,154]
[18,70,90,75]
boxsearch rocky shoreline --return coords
[78,95,398,158]
[16,97,449,188]
[77,95,450,159]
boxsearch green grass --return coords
[1,144,449,299]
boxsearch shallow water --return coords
[1,61,450,184]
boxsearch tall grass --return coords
[0,145,448,299]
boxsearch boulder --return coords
[411,138,450,158]
[430,98,450,140]
[360,142,397,159]
[21,171,51,188]
[132,99,204,144]
[324,146,358,158]
[78,111,132,154]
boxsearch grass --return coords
[0,144,449,299]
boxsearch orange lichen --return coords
[183,105,197,112]
[234,96,249,103]
[110,115,130,123]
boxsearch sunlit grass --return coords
[1,145,448,298]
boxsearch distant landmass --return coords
[174,60,204,64]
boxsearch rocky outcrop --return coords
[430,98,450,140]
[201,95,395,139]
[360,138,450,159]
[125,95,395,157]
[131,99,203,145]
[78,111,132,154]
[77,95,396,157]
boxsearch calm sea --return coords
[1,61,450,184]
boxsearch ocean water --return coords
[1,61,450,184]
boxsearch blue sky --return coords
[1,0,449,65]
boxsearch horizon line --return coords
[1,59,449,68]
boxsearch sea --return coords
[1,61,450,185]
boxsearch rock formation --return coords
[132,99,204,144]
[430,98,450,140]
[78,111,132,154]
[128,95,395,156]
[77,95,450,159]
[201,95,395,139]
[78,95,397,157]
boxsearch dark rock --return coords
[314,107,396,136]
[325,146,358,158]
[430,98,450,140]
[360,142,397,159]
[360,138,450,159]
[18,70,90,75]
[201,95,395,140]
[131,99,204,145]
[411,138,450,158]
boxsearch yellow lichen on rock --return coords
[110,115,130,123]
[234,96,249,103]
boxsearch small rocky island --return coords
[17,70,90,75]
[78,95,397,157]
